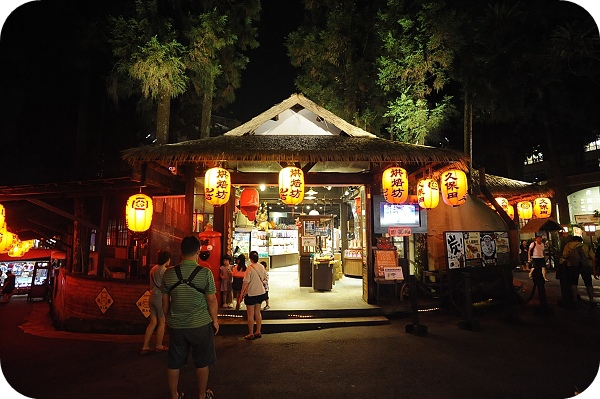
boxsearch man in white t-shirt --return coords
[528,235,548,282]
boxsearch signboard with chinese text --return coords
[374,249,398,277]
[388,227,412,237]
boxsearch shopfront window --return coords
[107,219,128,246]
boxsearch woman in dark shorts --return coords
[240,251,267,340]
[232,254,247,310]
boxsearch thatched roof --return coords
[224,93,375,137]
[122,93,467,168]
[520,218,562,234]
[470,169,554,202]
[122,135,469,167]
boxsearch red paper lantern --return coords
[240,188,260,221]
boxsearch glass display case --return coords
[269,229,298,255]
[251,229,269,258]
[269,228,298,268]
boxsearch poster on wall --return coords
[445,232,466,269]
[464,232,483,267]
[495,231,510,265]
[480,232,497,266]
[445,231,510,269]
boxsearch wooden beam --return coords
[27,199,100,230]
[230,172,372,185]
[27,219,72,237]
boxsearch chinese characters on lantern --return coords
[279,167,304,205]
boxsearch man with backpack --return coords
[561,235,597,307]
[162,235,219,399]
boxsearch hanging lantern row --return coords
[488,197,551,221]
[381,167,468,208]
[0,230,34,258]
[279,166,304,205]
[204,167,231,206]
[126,193,153,233]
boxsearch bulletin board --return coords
[374,249,398,277]
[444,231,510,269]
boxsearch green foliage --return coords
[385,91,454,143]
[287,0,388,134]
[129,36,188,100]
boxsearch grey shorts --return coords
[149,294,164,318]
[168,323,216,369]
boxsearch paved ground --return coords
[1,269,600,399]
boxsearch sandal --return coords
[254,333,262,339]
[140,348,153,355]
[205,389,214,399]
[244,334,256,340]
[155,346,169,352]
[177,392,184,399]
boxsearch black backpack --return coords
[168,265,206,294]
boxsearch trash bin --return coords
[312,260,333,291]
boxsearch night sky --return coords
[0,1,599,186]
[0,0,303,185]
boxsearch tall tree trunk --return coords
[156,94,171,144]
[463,87,473,179]
[200,78,214,139]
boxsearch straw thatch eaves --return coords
[471,169,554,203]
[122,135,469,168]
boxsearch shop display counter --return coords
[270,252,299,268]
[343,249,363,277]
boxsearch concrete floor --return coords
[254,264,375,311]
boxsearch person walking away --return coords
[162,235,218,399]
[519,240,530,271]
[240,251,267,340]
[529,235,548,281]
[219,254,234,308]
[260,260,270,310]
[561,235,597,307]
[1,270,16,303]
[232,254,247,311]
[140,250,171,355]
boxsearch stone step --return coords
[218,315,390,335]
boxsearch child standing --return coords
[260,260,270,310]
[220,254,233,308]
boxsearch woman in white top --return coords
[240,250,267,340]
[141,250,171,354]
